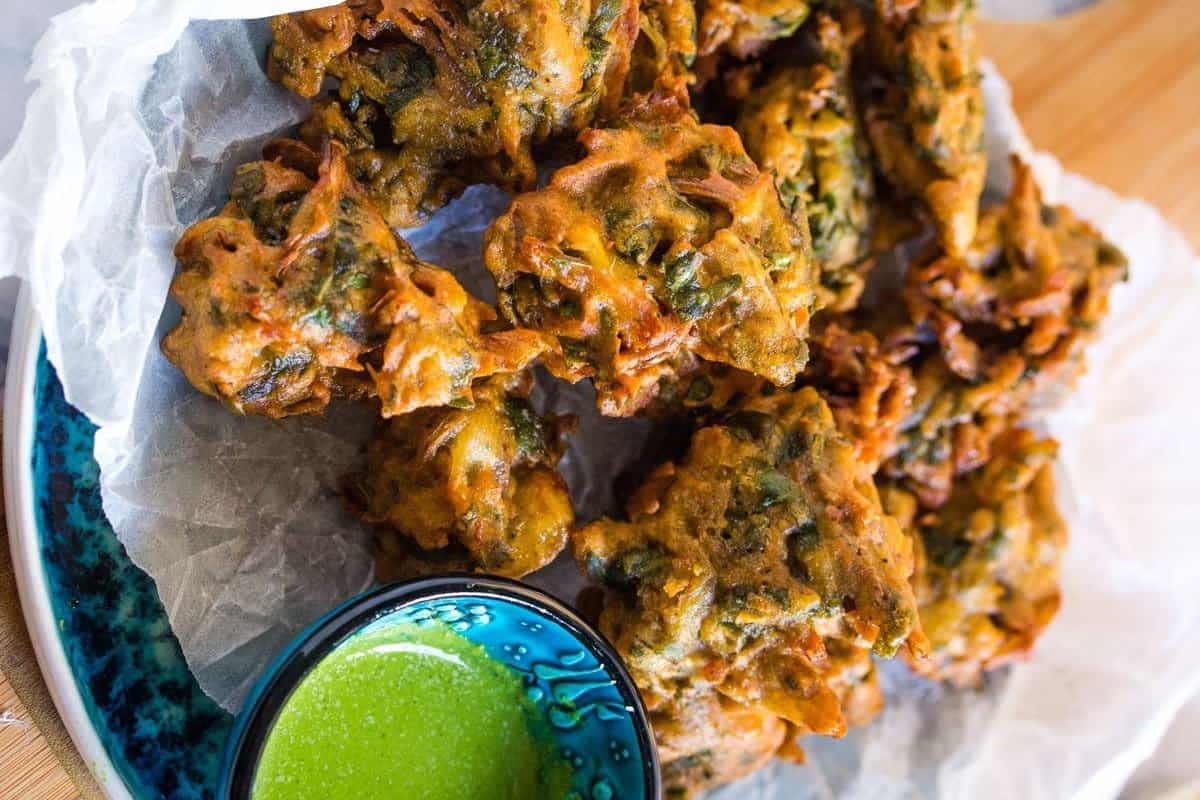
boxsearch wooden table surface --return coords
[0,1,1196,797]
[981,0,1200,249]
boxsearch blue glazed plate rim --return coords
[3,289,134,799]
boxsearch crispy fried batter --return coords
[905,158,1127,389]
[630,0,698,93]
[163,140,550,418]
[698,0,819,59]
[484,91,819,416]
[650,322,915,477]
[268,0,638,227]
[820,634,884,727]
[881,354,1022,509]
[651,162,1122,509]
[882,428,1066,686]
[345,372,574,578]
[657,692,787,797]
[737,11,874,310]
[575,388,925,793]
[799,322,915,474]
[857,0,985,257]
[882,158,1127,506]
[775,631,883,766]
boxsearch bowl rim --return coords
[4,289,134,799]
[220,573,663,800]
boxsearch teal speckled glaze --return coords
[32,345,232,798]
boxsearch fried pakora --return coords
[698,0,819,59]
[773,630,883,768]
[650,322,915,477]
[797,322,914,474]
[904,158,1127,391]
[629,0,698,92]
[880,354,1021,509]
[575,387,925,794]
[484,91,819,416]
[268,0,638,227]
[345,371,574,579]
[857,0,985,257]
[163,140,550,418]
[657,692,787,796]
[882,428,1066,686]
[882,158,1127,505]
[737,11,875,310]
[650,160,1123,511]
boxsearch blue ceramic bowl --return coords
[219,575,661,800]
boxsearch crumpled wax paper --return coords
[1,2,1198,797]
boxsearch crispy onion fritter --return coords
[650,322,916,477]
[484,91,819,416]
[269,0,638,226]
[882,428,1066,686]
[163,140,550,418]
[881,158,1127,506]
[575,388,925,794]
[656,692,787,796]
[737,11,875,310]
[698,0,819,60]
[630,0,698,92]
[857,0,985,257]
[345,371,574,578]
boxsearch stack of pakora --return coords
[575,388,926,793]
[160,0,1126,795]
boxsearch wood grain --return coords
[0,677,80,800]
[980,0,1200,248]
[1,1,1196,797]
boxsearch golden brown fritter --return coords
[575,387,925,795]
[882,158,1127,506]
[698,0,819,59]
[857,0,985,257]
[774,632,883,767]
[629,0,698,93]
[880,354,1022,509]
[657,692,787,797]
[652,162,1123,507]
[648,322,915,477]
[799,322,915,475]
[162,140,551,418]
[345,371,574,579]
[905,158,1127,391]
[882,428,1066,686]
[484,91,820,416]
[737,11,875,310]
[820,634,884,727]
[268,0,638,227]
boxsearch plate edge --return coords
[4,285,134,800]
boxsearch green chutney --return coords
[250,621,572,800]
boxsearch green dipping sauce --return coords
[251,621,572,800]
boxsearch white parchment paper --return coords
[0,3,1197,798]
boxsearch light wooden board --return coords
[980,0,1200,248]
[2,1,1196,797]
[0,675,79,800]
